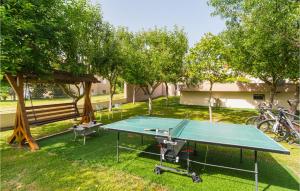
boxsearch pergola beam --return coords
[5,74,39,150]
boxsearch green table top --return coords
[102,116,289,154]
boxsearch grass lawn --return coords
[1,97,299,191]
[0,93,124,110]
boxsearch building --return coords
[180,81,297,109]
[90,76,110,95]
[125,83,179,102]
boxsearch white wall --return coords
[180,91,296,109]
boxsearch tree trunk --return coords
[80,82,95,123]
[148,95,153,115]
[5,74,39,150]
[174,83,178,96]
[290,83,300,114]
[269,84,277,107]
[108,81,116,112]
[133,85,136,104]
[109,92,113,112]
[165,82,169,105]
[208,82,213,123]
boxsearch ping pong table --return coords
[101,116,289,190]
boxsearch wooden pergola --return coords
[5,70,99,151]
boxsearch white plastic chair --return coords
[95,104,104,121]
[111,103,122,119]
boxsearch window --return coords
[253,94,265,100]
[102,90,106,94]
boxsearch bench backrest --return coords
[25,102,80,126]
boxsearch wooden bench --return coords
[25,102,80,126]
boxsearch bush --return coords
[0,85,10,101]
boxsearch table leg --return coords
[187,142,190,173]
[117,132,120,163]
[98,127,101,135]
[254,151,258,191]
[160,145,163,165]
[240,148,243,163]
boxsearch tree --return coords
[91,26,129,111]
[58,0,104,74]
[123,28,170,114]
[132,29,174,115]
[160,27,188,103]
[122,27,188,106]
[185,33,230,122]
[209,0,299,107]
[0,0,104,150]
[122,32,145,104]
[1,0,103,76]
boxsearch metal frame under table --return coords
[115,131,259,191]
[72,122,102,145]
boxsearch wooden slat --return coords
[29,114,80,125]
[25,102,74,110]
[24,102,81,126]
[27,109,77,120]
[26,106,75,115]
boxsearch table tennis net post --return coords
[169,119,189,138]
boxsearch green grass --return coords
[0,93,124,109]
[1,97,299,191]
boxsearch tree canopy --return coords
[1,0,103,78]
[91,25,131,110]
[123,27,189,114]
[185,33,230,121]
[209,0,299,104]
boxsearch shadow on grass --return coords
[137,141,299,191]
[1,97,296,190]
[32,130,299,191]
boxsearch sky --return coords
[92,0,226,47]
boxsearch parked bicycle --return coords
[257,108,300,144]
[245,103,276,125]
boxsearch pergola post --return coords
[5,74,39,150]
[80,81,95,123]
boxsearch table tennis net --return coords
[170,119,189,138]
